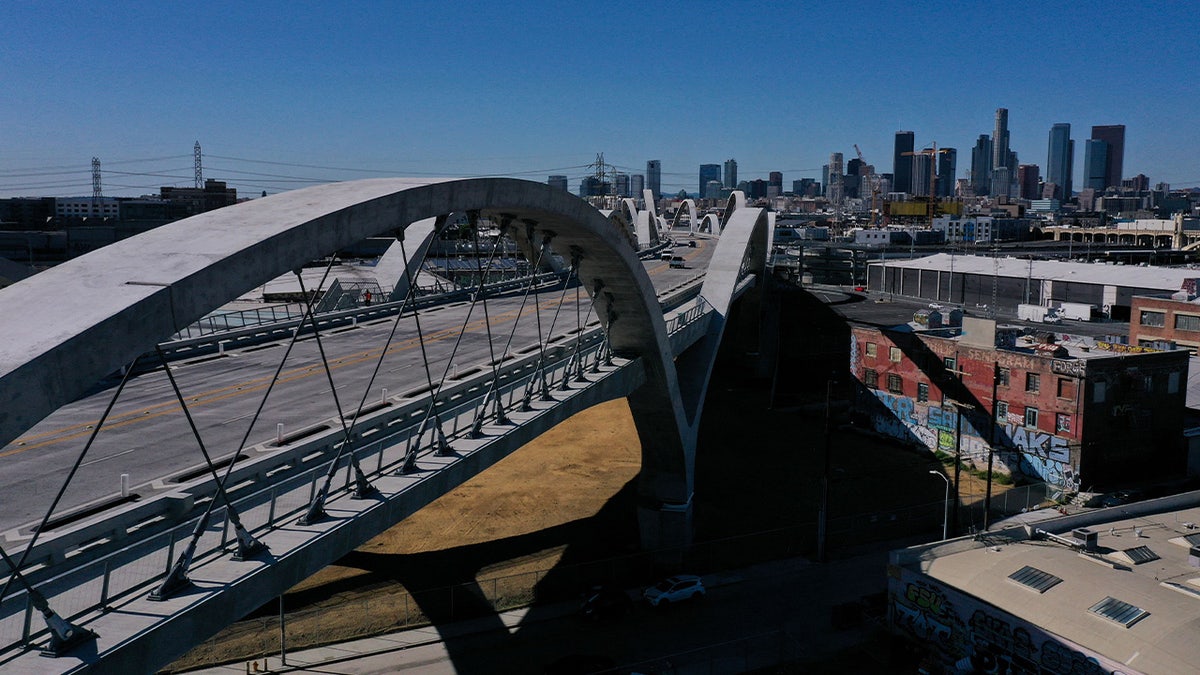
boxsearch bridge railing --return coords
[0,323,627,660]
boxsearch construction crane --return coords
[854,144,882,227]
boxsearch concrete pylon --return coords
[376,216,442,303]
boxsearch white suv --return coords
[642,575,705,607]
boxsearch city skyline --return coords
[2,1,1197,199]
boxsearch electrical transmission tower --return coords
[91,157,102,205]
[194,141,203,188]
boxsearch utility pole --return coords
[816,379,834,562]
[944,356,975,534]
[983,361,1000,530]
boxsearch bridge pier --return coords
[637,497,694,559]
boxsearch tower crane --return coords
[854,144,882,227]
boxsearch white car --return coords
[642,575,705,607]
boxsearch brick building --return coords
[1130,281,1200,352]
[850,317,1188,490]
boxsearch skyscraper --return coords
[1046,123,1074,200]
[699,164,721,196]
[937,148,957,198]
[631,174,644,198]
[1017,164,1040,200]
[992,108,1011,171]
[1090,125,1126,189]
[547,175,568,191]
[990,108,1015,197]
[826,153,844,203]
[970,135,993,196]
[1083,140,1108,191]
[646,160,661,200]
[910,153,932,198]
[614,173,630,198]
[723,159,738,188]
[846,158,863,198]
[893,131,915,194]
[768,171,783,197]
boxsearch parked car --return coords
[580,585,633,620]
[642,574,705,607]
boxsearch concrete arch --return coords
[630,204,770,547]
[670,198,699,232]
[0,179,663,452]
[719,190,746,231]
[699,213,721,234]
[0,176,765,553]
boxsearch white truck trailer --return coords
[1017,304,1062,324]
[1057,302,1096,321]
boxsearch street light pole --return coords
[929,470,950,540]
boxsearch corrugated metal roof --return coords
[871,253,1200,291]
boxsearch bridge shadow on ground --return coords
[177,284,954,673]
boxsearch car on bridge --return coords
[642,574,705,607]
[669,256,686,269]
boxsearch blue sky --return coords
[2,0,1197,198]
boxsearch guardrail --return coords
[0,275,717,662]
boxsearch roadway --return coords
[0,234,713,537]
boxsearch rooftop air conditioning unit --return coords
[1073,528,1099,552]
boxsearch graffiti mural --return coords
[867,389,1079,488]
[889,568,1131,674]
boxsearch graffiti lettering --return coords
[868,391,1076,486]
[1097,341,1158,354]
[1052,359,1086,377]
[905,583,945,616]
[1041,639,1109,675]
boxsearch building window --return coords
[865,342,877,358]
[1169,371,1181,394]
[997,367,1010,387]
[1175,314,1200,332]
[917,383,929,402]
[887,373,903,394]
[1025,407,1039,428]
[889,346,902,362]
[1057,378,1076,399]
[943,356,957,372]
[1144,375,1155,393]
[996,401,1008,421]
[1139,310,1165,328]
[864,369,878,389]
[1025,372,1040,393]
[1094,380,1106,402]
[1056,413,1071,433]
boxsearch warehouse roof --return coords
[894,493,1200,674]
[872,253,1200,291]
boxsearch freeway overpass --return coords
[0,178,768,672]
